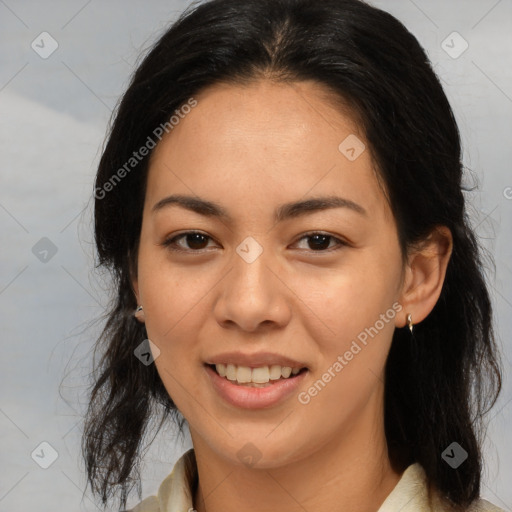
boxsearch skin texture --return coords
[132,79,453,512]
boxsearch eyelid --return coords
[161,230,349,253]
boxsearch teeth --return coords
[216,363,227,377]
[281,366,292,378]
[214,363,304,384]
[251,366,270,383]
[269,365,282,380]
[236,365,252,383]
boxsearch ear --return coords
[396,225,453,328]
[129,252,145,323]
[129,252,140,302]
[132,276,140,304]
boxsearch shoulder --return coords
[123,448,197,512]
[378,463,506,512]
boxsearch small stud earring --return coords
[134,305,144,320]
[406,313,414,334]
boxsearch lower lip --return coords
[205,364,308,409]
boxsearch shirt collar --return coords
[157,448,198,512]
[150,449,497,512]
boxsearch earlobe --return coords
[134,305,145,323]
[396,226,453,328]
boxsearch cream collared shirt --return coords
[127,449,504,512]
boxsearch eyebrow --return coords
[152,194,367,223]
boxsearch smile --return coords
[209,363,307,387]
[204,363,309,409]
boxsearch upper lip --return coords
[205,352,308,369]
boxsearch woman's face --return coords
[134,79,408,467]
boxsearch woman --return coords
[83,0,504,511]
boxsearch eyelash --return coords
[161,230,348,254]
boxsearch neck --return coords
[191,400,402,512]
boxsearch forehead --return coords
[145,79,389,223]
[157,79,362,151]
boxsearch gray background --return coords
[0,1,510,510]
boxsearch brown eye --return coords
[294,232,347,252]
[162,231,215,252]
[306,234,332,251]
[162,231,347,254]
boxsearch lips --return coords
[205,363,308,409]
[205,351,309,369]
[203,351,310,408]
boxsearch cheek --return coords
[301,257,400,346]
[138,265,211,407]
[140,273,210,352]
[136,236,215,341]
[295,268,399,422]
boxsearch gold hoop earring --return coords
[406,313,414,334]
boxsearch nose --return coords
[213,245,292,333]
